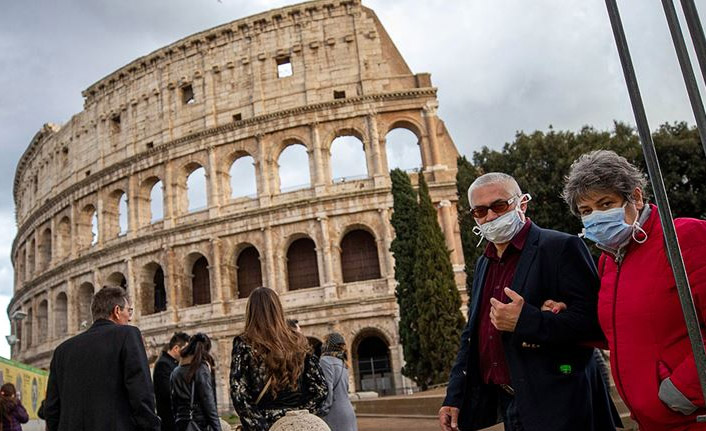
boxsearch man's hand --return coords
[490,288,524,332]
[540,299,567,314]
[438,406,460,431]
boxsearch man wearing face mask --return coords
[438,172,619,431]
[553,150,706,431]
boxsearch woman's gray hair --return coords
[562,150,647,217]
[467,172,522,206]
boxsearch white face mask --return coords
[473,194,530,245]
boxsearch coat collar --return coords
[508,222,541,298]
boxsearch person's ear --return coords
[633,188,645,210]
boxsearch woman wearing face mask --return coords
[561,149,706,431]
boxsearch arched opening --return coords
[154,267,166,313]
[341,229,381,283]
[91,211,98,246]
[186,166,208,212]
[77,282,94,330]
[38,228,52,269]
[150,180,164,223]
[118,193,129,235]
[55,292,68,338]
[37,300,48,343]
[191,255,211,306]
[353,331,394,395]
[141,263,166,315]
[57,217,71,260]
[79,204,98,249]
[236,246,262,299]
[286,238,319,291]
[107,272,127,290]
[307,336,323,358]
[278,143,310,192]
[24,308,33,348]
[330,135,368,182]
[229,156,257,199]
[385,127,422,172]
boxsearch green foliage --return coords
[456,156,485,301]
[389,169,422,385]
[412,174,465,389]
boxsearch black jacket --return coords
[443,223,621,431]
[45,319,161,431]
[154,351,179,431]
[170,362,221,431]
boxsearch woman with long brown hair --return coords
[170,333,222,431]
[229,287,327,431]
[0,383,28,431]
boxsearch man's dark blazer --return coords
[45,319,161,431]
[443,223,620,431]
[153,351,179,431]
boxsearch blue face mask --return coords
[581,205,645,249]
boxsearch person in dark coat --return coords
[44,286,161,431]
[154,332,190,431]
[439,173,620,431]
[170,333,222,431]
[0,383,29,431]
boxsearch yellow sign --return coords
[0,357,48,420]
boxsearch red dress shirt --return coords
[477,219,532,385]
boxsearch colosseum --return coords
[9,0,464,408]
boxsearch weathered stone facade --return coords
[9,0,464,409]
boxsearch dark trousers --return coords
[497,387,524,431]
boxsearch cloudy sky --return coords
[0,0,703,358]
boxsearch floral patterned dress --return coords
[229,336,328,431]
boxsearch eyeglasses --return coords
[470,196,519,218]
[119,305,134,317]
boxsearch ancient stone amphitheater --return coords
[9,0,463,407]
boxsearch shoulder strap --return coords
[189,379,196,419]
[255,377,272,405]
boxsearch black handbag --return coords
[185,380,202,431]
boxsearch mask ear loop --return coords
[632,221,648,244]
[472,225,485,247]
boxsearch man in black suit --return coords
[439,173,619,431]
[45,286,161,431]
[153,332,189,431]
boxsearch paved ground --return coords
[357,416,505,431]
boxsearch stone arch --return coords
[38,227,52,269]
[351,327,395,395]
[276,140,311,193]
[37,299,48,343]
[184,163,208,213]
[286,236,320,291]
[329,129,368,183]
[78,204,98,249]
[384,119,424,172]
[54,292,68,338]
[105,189,128,238]
[186,252,211,306]
[77,282,94,330]
[56,216,71,260]
[235,244,262,299]
[106,272,127,289]
[141,262,166,315]
[340,228,381,283]
[138,176,164,226]
[227,152,258,199]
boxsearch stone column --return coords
[366,112,384,177]
[207,147,222,218]
[378,208,395,280]
[69,201,78,259]
[256,135,272,206]
[96,194,105,246]
[163,160,177,228]
[423,103,441,168]
[126,257,139,319]
[165,246,180,321]
[438,200,461,265]
[210,237,225,306]
[127,175,139,238]
[310,123,327,193]
[317,215,337,302]
[262,227,277,291]
[66,278,77,335]
[46,292,54,342]
[49,216,57,267]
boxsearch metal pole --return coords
[662,0,706,155]
[605,0,706,421]
[680,0,706,85]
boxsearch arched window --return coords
[91,211,99,246]
[55,292,68,338]
[150,180,164,222]
[229,156,257,199]
[278,144,310,192]
[118,193,129,235]
[330,135,368,182]
[141,263,166,315]
[385,127,422,171]
[38,300,48,343]
[38,228,52,269]
[57,217,71,259]
[341,229,381,283]
[191,256,211,305]
[77,282,94,330]
[236,246,262,299]
[186,166,208,212]
[154,266,166,312]
[353,332,394,395]
[107,272,127,289]
[287,238,319,291]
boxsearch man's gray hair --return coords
[467,172,522,206]
[562,150,648,217]
[91,286,130,321]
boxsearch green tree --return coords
[456,156,484,302]
[389,169,422,385]
[412,174,465,389]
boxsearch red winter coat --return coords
[598,204,706,431]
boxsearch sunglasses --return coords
[470,196,519,218]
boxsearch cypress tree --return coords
[389,169,423,386]
[412,174,465,389]
[456,156,485,304]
